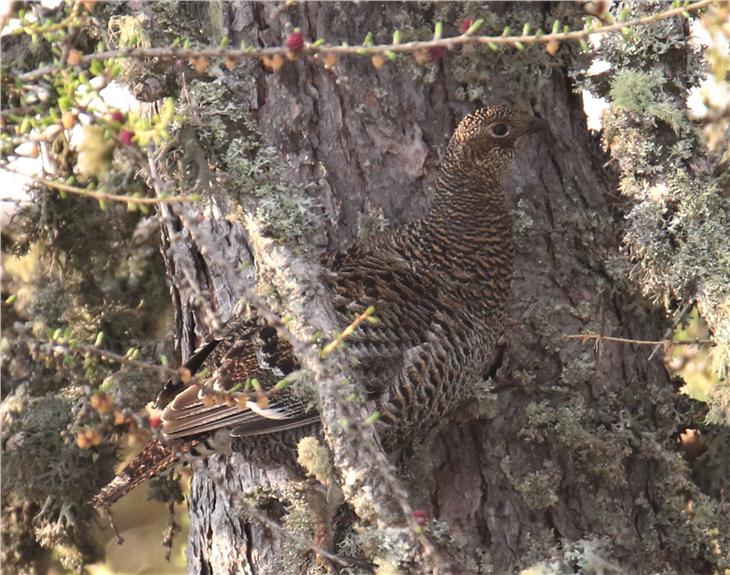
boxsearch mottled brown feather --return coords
[91,106,543,507]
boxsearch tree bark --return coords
[143,2,719,574]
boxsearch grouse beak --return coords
[522,116,550,137]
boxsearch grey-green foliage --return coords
[0,391,112,503]
[224,138,318,240]
[0,389,114,570]
[596,2,730,424]
[276,485,319,575]
[609,68,688,134]
[520,538,622,575]
[182,78,318,241]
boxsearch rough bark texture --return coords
[139,2,720,574]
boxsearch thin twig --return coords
[3,10,91,37]
[565,332,715,347]
[0,103,50,119]
[15,0,714,82]
[0,196,31,203]
[320,306,376,358]
[14,331,187,381]
[648,299,694,361]
[1,164,195,205]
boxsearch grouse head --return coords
[445,105,547,184]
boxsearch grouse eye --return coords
[489,122,510,138]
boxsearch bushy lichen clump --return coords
[521,400,631,491]
[8,187,171,345]
[609,69,689,135]
[594,3,730,425]
[0,390,115,570]
[506,459,560,511]
[179,78,319,241]
[297,436,334,486]
[520,538,622,575]
[275,483,329,575]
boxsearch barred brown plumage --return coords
[91,105,546,508]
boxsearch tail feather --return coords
[90,439,195,509]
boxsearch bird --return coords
[91,104,545,508]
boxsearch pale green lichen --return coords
[470,378,500,419]
[108,14,150,49]
[337,530,372,575]
[297,436,333,486]
[179,78,250,150]
[345,525,419,572]
[512,197,535,235]
[177,79,319,241]
[519,527,562,572]
[0,390,114,503]
[520,400,630,490]
[622,173,730,301]
[502,457,560,511]
[276,486,320,575]
[106,13,151,84]
[357,208,390,241]
[631,431,730,566]
[559,352,597,388]
[609,69,688,134]
[521,538,622,575]
[521,565,557,575]
[0,389,112,570]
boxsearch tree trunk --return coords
[143,2,718,574]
